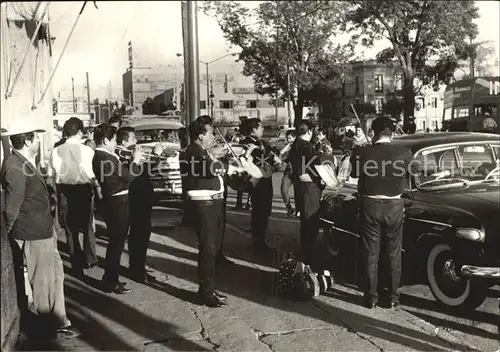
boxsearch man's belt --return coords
[186,189,224,201]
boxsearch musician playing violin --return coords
[240,118,281,254]
[182,116,246,308]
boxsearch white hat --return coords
[1,114,46,136]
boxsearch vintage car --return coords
[319,132,499,310]
[122,118,185,202]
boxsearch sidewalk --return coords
[22,210,478,351]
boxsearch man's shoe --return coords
[213,290,227,300]
[286,206,295,217]
[83,261,98,269]
[202,294,227,308]
[132,272,157,284]
[111,285,132,294]
[56,325,81,339]
[103,282,132,294]
[389,300,399,309]
[233,204,244,210]
[363,296,377,309]
[216,254,234,265]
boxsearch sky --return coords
[46,1,500,102]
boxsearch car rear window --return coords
[135,129,179,144]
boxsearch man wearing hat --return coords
[1,119,80,339]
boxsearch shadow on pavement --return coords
[400,293,499,326]
[142,225,472,352]
[408,310,500,341]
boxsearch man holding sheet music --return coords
[288,120,323,265]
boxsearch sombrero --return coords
[1,114,46,136]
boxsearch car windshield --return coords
[414,143,500,188]
[135,129,180,144]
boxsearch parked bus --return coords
[442,76,500,133]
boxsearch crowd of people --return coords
[1,110,414,344]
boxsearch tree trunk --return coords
[402,73,415,130]
[293,103,304,128]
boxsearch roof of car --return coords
[122,118,184,131]
[393,132,500,152]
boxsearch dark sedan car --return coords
[319,132,499,310]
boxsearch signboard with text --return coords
[232,87,255,95]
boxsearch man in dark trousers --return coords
[115,126,157,284]
[240,118,275,254]
[52,117,100,276]
[92,124,143,294]
[288,120,322,265]
[181,116,244,307]
[350,116,413,309]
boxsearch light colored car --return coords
[268,127,295,152]
[122,118,185,200]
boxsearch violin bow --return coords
[214,127,244,168]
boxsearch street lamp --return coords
[173,53,183,109]
[199,52,238,116]
[209,82,215,118]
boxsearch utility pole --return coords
[205,62,210,114]
[285,29,292,127]
[275,27,279,123]
[108,80,112,119]
[86,72,91,120]
[469,37,475,78]
[186,1,200,125]
[71,77,76,113]
[210,78,214,118]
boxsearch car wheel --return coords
[426,243,486,310]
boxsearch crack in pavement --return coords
[312,301,385,352]
[187,305,222,351]
[142,300,221,351]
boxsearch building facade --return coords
[331,59,444,131]
[122,66,178,114]
[198,63,289,125]
[122,59,290,125]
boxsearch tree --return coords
[202,1,353,125]
[471,40,497,76]
[382,91,404,120]
[344,0,479,128]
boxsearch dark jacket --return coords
[92,149,140,198]
[289,138,322,186]
[181,143,228,192]
[240,135,273,177]
[1,151,53,241]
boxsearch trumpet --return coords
[115,145,169,163]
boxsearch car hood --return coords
[415,184,500,239]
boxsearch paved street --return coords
[20,198,497,351]
[158,172,499,352]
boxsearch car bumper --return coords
[460,265,500,280]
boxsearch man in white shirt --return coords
[482,112,497,133]
[52,117,100,276]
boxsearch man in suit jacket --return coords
[92,124,143,294]
[1,123,80,339]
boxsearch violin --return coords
[211,129,264,192]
